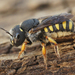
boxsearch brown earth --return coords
[0,0,75,75]
[0,34,75,75]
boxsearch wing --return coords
[29,13,74,33]
[37,15,51,21]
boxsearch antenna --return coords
[0,27,13,37]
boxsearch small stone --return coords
[6,69,16,75]
[17,67,26,74]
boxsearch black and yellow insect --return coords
[0,13,74,69]
[44,19,74,33]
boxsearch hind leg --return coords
[46,36,60,59]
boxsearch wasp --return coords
[0,13,74,69]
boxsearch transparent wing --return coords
[29,13,74,33]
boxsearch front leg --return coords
[46,36,60,59]
[18,42,27,58]
[6,44,13,53]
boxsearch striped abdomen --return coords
[44,19,74,33]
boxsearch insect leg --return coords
[41,43,47,69]
[18,42,27,58]
[6,44,13,53]
[46,36,60,59]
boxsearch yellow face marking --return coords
[55,24,59,30]
[49,26,53,31]
[62,21,66,29]
[19,28,23,32]
[12,41,14,45]
[69,20,72,30]
[44,27,48,32]
[12,41,13,43]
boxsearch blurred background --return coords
[0,0,75,44]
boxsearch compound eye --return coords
[16,33,20,40]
